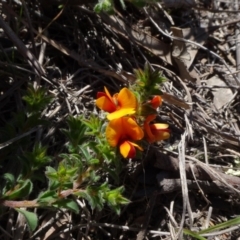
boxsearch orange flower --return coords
[119,141,142,159]
[149,95,162,109]
[96,87,138,120]
[144,115,170,143]
[139,95,162,116]
[106,117,144,158]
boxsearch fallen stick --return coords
[152,149,240,196]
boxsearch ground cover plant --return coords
[1,0,240,239]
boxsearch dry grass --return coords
[0,0,240,239]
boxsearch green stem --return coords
[1,200,39,208]
[73,166,92,189]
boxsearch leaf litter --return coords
[0,0,240,239]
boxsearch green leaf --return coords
[183,229,207,240]
[37,190,57,204]
[150,89,163,96]
[2,173,15,192]
[88,170,100,183]
[55,162,78,185]
[104,186,129,215]
[45,166,58,181]
[94,0,114,14]
[85,186,105,210]
[93,4,102,14]
[76,189,105,210]
[79,146,92,161]
[22,85,53,114]
[119,0,126,9]
[6,179,33,200]
[131,0,147,7]
[183,216,240,239]
[59,153,83,170]
[45,167,59,190]
[3,173,15,184]
[82,115,102,132]
[53,199,79,214]
[133,62,166,102]
[61,116,89,149]
[20,144,51,174]
[15,209,38,232]
[198,216,240,234]
[48,179,59,190]
[88,158,100,165]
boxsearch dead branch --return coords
[153,149,240,196]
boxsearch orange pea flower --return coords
[96,87,138,120]
[106,117,144,158]
[144,115,170,143]
[150,95,162,109]
[139,95,162,116]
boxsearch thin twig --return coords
[0,127,39,149]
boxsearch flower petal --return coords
[96,87,117,113]
[107,108,136,120]
[151,95,162,109]
[144,122,155,143]
[106,118,124,147]
[150,123,169,130]
[96,96,116,113]
[120,141,134,158]
[145,115,156,122]
[97,92,106,98]
[122,117,144,140]
[143,115,156,143]
[97,87,138,118]
[96,87,117,112]
[144,117,170,143]
[104,86,113,100]
[117,88,138,109]
[150,124,170,141]
[130,141,143,151]
[106,117,144,147]
[119,141,143,158]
